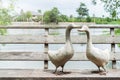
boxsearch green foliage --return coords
[38,10,41,13]
[43,7,60,24]
[68,15,75,22]
[0,8,11,25]
[92,0,97,5]
[86,16,91,22]
[15,10,33,21]
[105,17,112,22]
[59,14,69,22]
[43,11,51,23]
[76,2,89,20]
[100,0,120,11]
[100,0,120,19]
[0,9,10,35]
[111,10,117,19]
[115,28,120,47]
[115,29,120,35]
[50,7,60,24]
[26,11,32,21]
[0,0,17,35]
[92,0,120,19]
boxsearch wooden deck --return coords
[0,24,120,80]
[0,69,120,80]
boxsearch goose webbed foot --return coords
[60,65,65,73]
[99,71,107,75]
[99,66,107,75]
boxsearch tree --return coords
[92,0,120,19]
[0,0,17,35]
[15,9,26,21]
[111,10,117,20]
[16,10,32,22]
[43,11,51,24]
[101,0,120,19]
[50,7,60,24]
[92,0,97,5]
[38,9,41,14]
[68,15,75,22]
[26,11,32,21]
[43,7,60,24]
[76,2,89,21]
[86,16,91,22]
[59,14,68,22]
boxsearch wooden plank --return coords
[113,36,120,44]
[71,52,119,61]
[0,69,120,78]
[0,35,46,44]
[0,35,120,44]
[89,24,120,28]
[0,52,119,61]
[0,52,46,61]
[115,53,120,60]
[44,35,120,44]
[0,24,120,29]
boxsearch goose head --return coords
[67,23,74,30]
[78,25,89,32]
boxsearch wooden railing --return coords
[0,24,120,69]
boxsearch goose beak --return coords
[77,28,85,32]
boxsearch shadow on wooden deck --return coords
[0,69,120,80]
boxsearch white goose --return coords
[48,24,74,74]
[78,25,110,72]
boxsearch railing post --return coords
[110,28,116,69]
[44,28,49,69]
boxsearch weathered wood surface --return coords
[0,35,120,44]
[0,52,119,61]
[0,69,120,79]
[0,24,120,29]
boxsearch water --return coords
[0,28,120,69]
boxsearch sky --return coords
[2,0,109,17]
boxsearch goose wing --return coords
[48,46,65,61]
[92,47,110,62]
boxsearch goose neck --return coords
[86,30,92,46]
[66,28,72,42]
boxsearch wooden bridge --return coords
[0,24,120,80]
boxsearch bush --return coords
[86,16,91,22]
[105,17,112,22]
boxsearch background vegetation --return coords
[6,0,118,25]
[0,0,17,35]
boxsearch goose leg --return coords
[102,66,106,72]
[54,67,58,74]
[97,66,101,72]
[61,65,65,73]
[99,66,107,75]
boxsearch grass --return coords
[107,21,120,24]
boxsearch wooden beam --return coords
[0,24,120,29]
[0,35,120,44]
[0,35,46,44]
[0,52,118,61]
